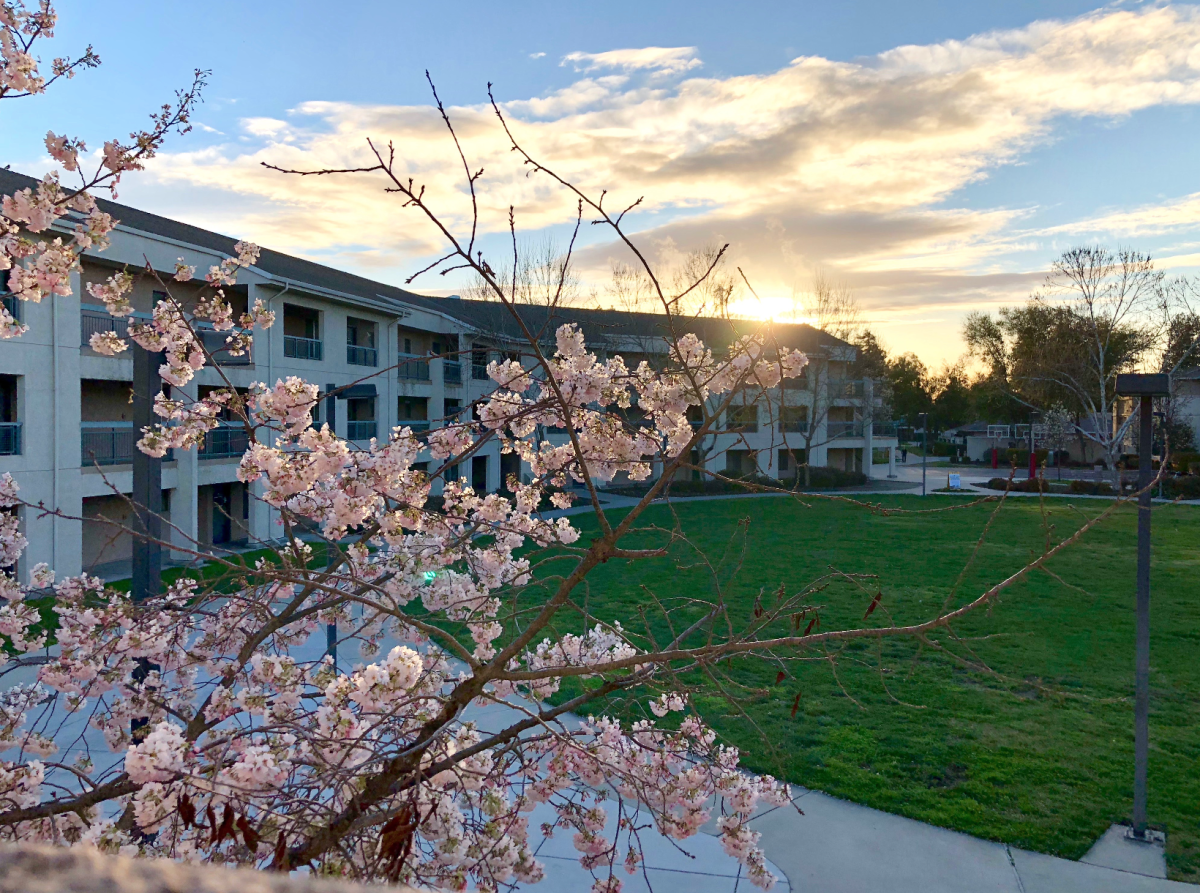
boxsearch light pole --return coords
[1115,373,1170,841]
[919,412,928,496]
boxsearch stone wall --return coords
[0,844,414,893]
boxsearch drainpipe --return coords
[51,292,58,570]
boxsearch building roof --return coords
[0,167,852,357]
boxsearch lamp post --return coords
[1115,373,1170,841]
[922,413,928,496]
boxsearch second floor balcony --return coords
[397,353,431,382]
[827,420,865,440]
[346,419,377,442]
[199,425,250,460]
[347,344,378,367]
[81,422,135,466]
[0,422,21,456]
[443,360,462,386]
[284,335,323,361]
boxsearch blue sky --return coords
[7,0,1200,365]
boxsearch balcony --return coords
[347,344,378,367]
[199,425,250,460]
[827,380,866,401]
[2,294,19,323]
[284,335,323,361]
[198,328,252,366]
[827,421,865,439]
[400,420,431,434]
[443,360,462,386]
[346,420,377,442]
[0,422,20,455]
[872,421,899,438]
[397,353,431,382]
[81,307,130,348]
[781,419,809,434]
[81,423,134,465]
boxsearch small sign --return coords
[948,473,962,489]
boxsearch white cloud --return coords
[529,52,546,60]
[560,46,702,75]
[132,6,1200,363]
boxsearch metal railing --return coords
[81,424,135,465]
[443,360,462,386]
[472,362,490,380]
[872,421,899,437]
[199,426,250,459]
[397,353,431,381]
[400,420,431,433]
[827,421,865,439]
[0,422,20,455]
[346,420,377,442]
[198,328,252,366]
[827,380,866,400]
[781,418,809,434]
[347,344,378,367]
[81,308,130,348]
[284,335,323,361]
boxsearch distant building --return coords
[0,169,896,578]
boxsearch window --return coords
[443,398,462,421]
[727,405,758,433]
[346,397,377,442]
[780,406,809,433]
[777,448,806,476]
[283,304,322,360]
[472,456,488,492]
[0,375,20,456]
[471,348,490,380]
[403,337,413,355]
[346,318,378,366]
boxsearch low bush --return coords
[1163,475,1200,500]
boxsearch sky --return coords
[7,0,1200,366]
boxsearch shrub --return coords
[1163,475,1200,500]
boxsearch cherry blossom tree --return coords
[0,15,1128,892]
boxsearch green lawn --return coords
[529,495,1200,882]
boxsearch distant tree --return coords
[887,352,932,430]
[467,234,581,308]
[669,243,740,318]
[964,246,1161,484]
[929,363,973,431]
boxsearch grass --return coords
[528,494,1200,882]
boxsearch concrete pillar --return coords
[54,271,83,577]
[888,444,897,479]
[169,380,199,560]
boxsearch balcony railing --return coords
[397,353,431,381]
[872,421,899,437]
[443,360,462,386]
[0,422,20,455]
[347,344,378,367]
[81,423,134,465]
[346,420,377,442]
[199,425,250,460]
[781,418,809,434]
[827,421,865,439]
[284,335,323,361]
[81,307,130,348]
[198,328,252,366]
[472,361,489,380]
[400,420,431,433]
[827,380,866,401]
